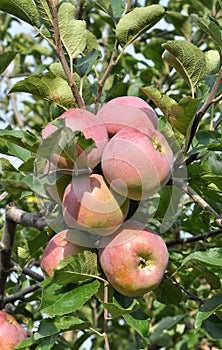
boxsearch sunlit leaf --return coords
[162,40,206,94]
[53,251,99,284]
[123,313,149,343]
[204,50,221,75]
[0,158,19,174]
[34,315,90,339]
[0,0,40,27]
[102,298,139,317]
[191,14,222,49]
[181,248,222,269]
[58,2,87,58]
[116,5,165,48]
[35,0,54,33]
[10,72,76,109]
[141,87,200,134]
[40,278,100,316]
[0,129,40,153]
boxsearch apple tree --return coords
[0,0,222,349]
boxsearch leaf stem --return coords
[47,0,85,108]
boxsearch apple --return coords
[40,230,86,276]
[98,220,169,297]
[62,173,129,236]
[101,126,174,200]
[0,311,27,350]
[97,96,158,136]
[42,108,108,169]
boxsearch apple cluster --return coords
[0,311,27,350]
[40,96,173,297]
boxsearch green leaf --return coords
[40,278,100,317]
[191,15,222,49]
[58,2,87,58]
[18,156,35,172]
[0,0,40,27]
[84,30,101,55]
[35,335,57,350]
[141,87,200,134]
[102,298,139,318]
[53,251,100,284]
[116,5,165,48]
[162,40,206,94]
[110,0,125,19]
[204,50,221,75]
[181,248,222,270]
[74,49,101,77]
[91,0,113,16]
[34,0,54,34]
[0,158,19,174]
[34,315,90,340]
[155,277,182,305]
[165,11,192,39]
[0,128,40,153]
[150,315,185,347]
[0,178,31,194]
[195,292,222,328]
[0,51,17,74]
[203,315,222,339]
[92,0,125,18]
[10,72,76,109]
[123,313,149,342]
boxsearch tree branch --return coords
[5,70,24,129]
[47,0,85,109]
[95,40,119,113]
[174,179,222,228]
[166,228,222,246]
[5,203,47,231]
[22,267,44,282]
[102,282,110,350]
[3,284,41,307]
[0,203,18,309]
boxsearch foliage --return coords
[0,0,222,349]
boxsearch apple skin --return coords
[62,173,129,236]
[40,230,86,276]
[97,96,158,136]
[98,220,169,297]
[0,311,27,350]
[101,126,174,200]
[42,108,108,168]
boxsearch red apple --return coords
[42,108,108,168]
[97,96,158,136]
[98,220,168,297]
[62,173,129,236]
[101,126,174,200]
[40,230,86,276]
[0,311,27,350]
